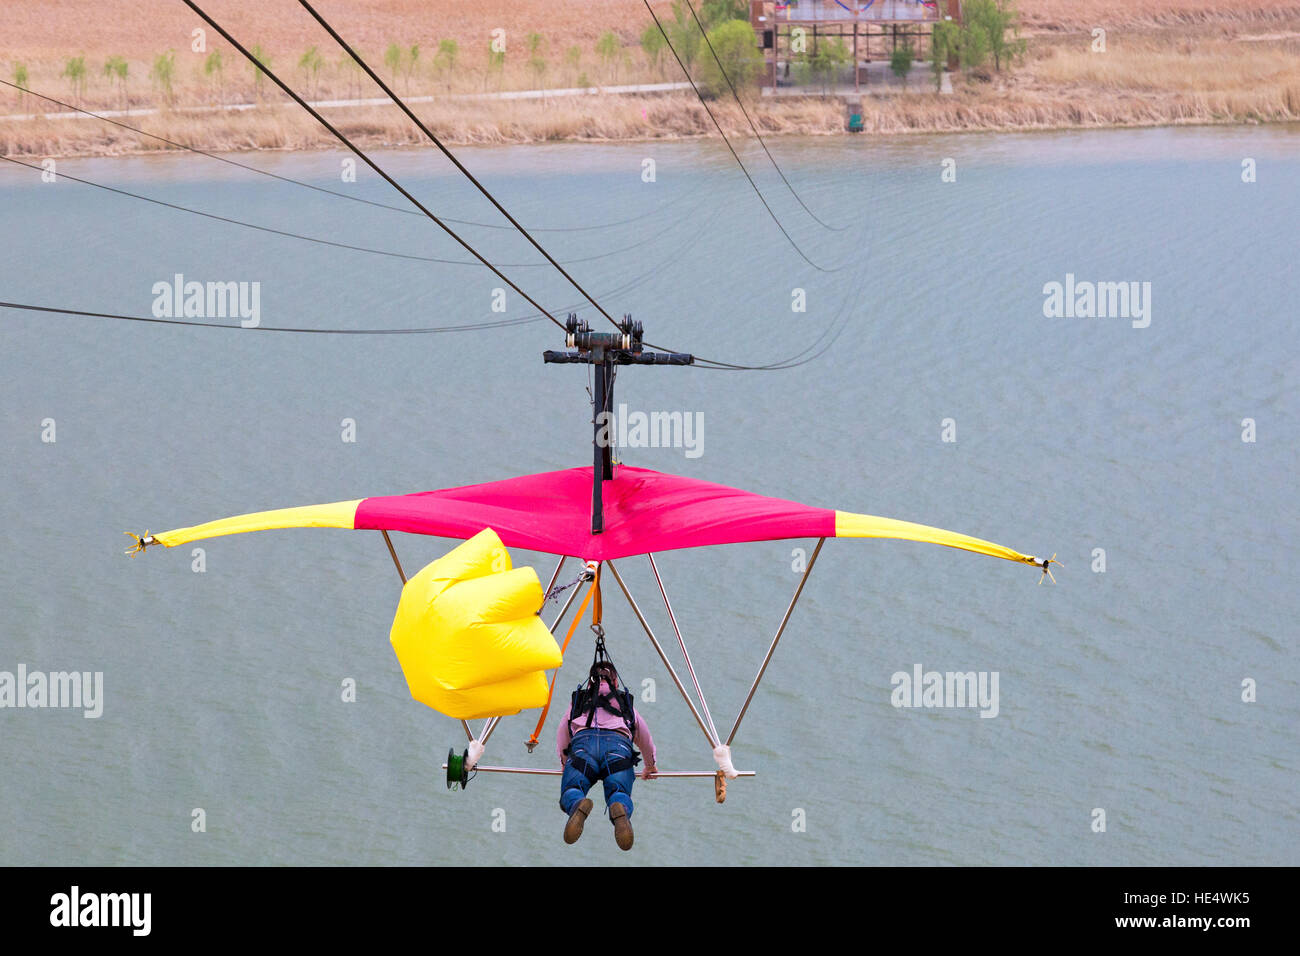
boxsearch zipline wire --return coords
[0,189,718,338]
[181,0,566,330]
[295,0,622,330]
[0,154,694,270]
[0,300,542,334]
[681,0,849,233]
[641,0,844,275]
[0,77,702,236]
[4,4,854,370]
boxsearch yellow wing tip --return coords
[1035,553,1062,585]
[123,531,157,556]
[835,509,1048,571]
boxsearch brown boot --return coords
[609,803,634,851]
[564,798,593,844]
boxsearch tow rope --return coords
[544,568,587,603]
[526,565,601,751]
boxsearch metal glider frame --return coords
[444,766,756,779]
[605,559,716,748]
[648,553,720,746]
[609,537,826,751]
[385,484,823,787]
[729,537,824,746]
[455,540,824,784]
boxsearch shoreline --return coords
[2,104,1296,164]
[4,86,1298,161]
[3,4,1298,158]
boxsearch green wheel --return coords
[446,747,469,790]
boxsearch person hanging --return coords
[556,633,656,851]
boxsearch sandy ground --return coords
[3,0,678,59]
[3,1,1299,154]
[5,1,1300,56]
[1021,0,1300,28]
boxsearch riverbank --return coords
[2,1,1299,156]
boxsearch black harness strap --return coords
[570,626,637,736]
[568,738,640,783]
[569,752,601,786]
[570,683,636,736]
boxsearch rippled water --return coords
[1,124,1297,865]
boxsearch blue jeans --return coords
[560,728,636,818]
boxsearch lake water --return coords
[1,124,1297,866]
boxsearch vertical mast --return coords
[543,316,694,534]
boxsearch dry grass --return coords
[1009,18,1300,127]
[1021,0,1300,29]
[4,1,1300,155]
[855,85,1300,133]
[0,94,849,157]
[1031,32,1300,92]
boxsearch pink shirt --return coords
[556,680,656,769]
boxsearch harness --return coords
[570,679,637,736]
[566,732,640,781]
[564,628,641,780]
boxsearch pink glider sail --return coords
[134,465,1047,569]
[354,467,834,560]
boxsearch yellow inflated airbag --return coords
[389,528,562,720]
[411,669,554,722]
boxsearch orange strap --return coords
[526,572,599,747]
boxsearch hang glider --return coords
[129,464,1047,568]
[129,464,1053,797]
[77,0,1055,813]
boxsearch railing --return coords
[765,1,943,22]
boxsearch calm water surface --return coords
[1,124,1296,865]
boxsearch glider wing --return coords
[133,466,1044,569]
